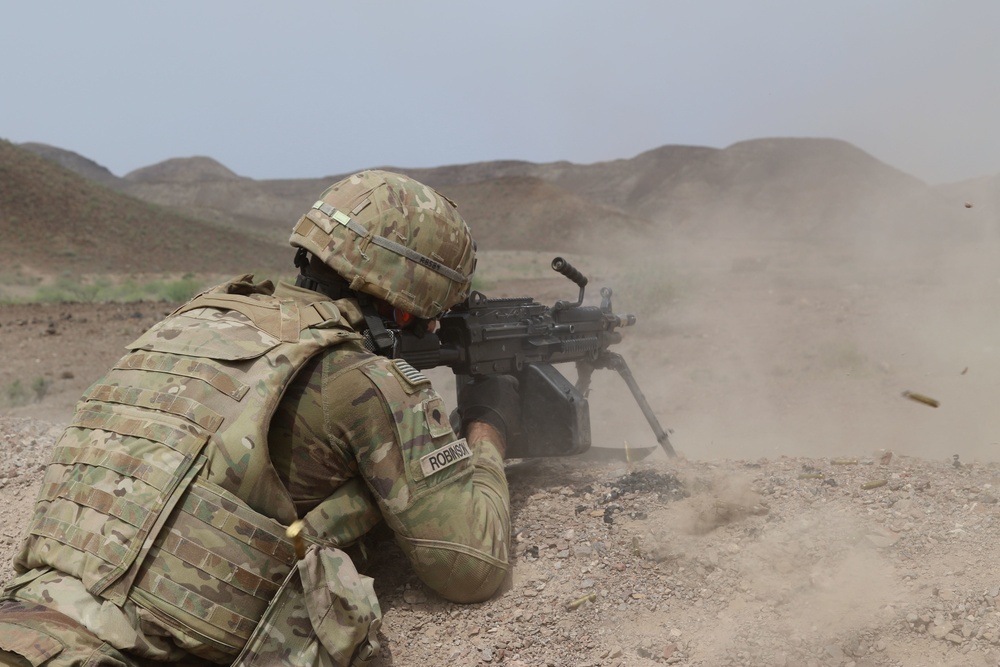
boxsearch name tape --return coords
[419,438,472,478]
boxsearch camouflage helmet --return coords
[289,170,476,319]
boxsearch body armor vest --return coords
[16,280,359,657]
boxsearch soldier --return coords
[0,170,518,666]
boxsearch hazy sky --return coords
[2,2,998,184]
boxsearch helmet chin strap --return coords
[357,295,398,357]
[294,249,398,357]
[294,248,351,298]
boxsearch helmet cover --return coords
[289,170,476,319]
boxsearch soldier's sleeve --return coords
[323,354,510,603]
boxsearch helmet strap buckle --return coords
[358,296,398,357]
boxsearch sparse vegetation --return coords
[0,273,209,304]
[0,270,42,288]
[4,380,27,406]
[31,376,50,402]
[4,376,50,407]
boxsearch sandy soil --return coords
[3,236,1000,665]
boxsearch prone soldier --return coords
[0,170,518,666]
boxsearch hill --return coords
[0,140,287,276]
[21,138,982,258]
[8,136,1000,667]
[628,139,956,240]
[119,157,299,243]
[14,136,995,301]
[439,176,650,252]
[19,142,122,189]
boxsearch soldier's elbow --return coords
[402,539,509,603]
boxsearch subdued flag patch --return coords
[393,358,429,389]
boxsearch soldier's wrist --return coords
[466,421,506,459]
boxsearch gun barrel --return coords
[618,314,637,327]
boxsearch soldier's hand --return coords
[457,375,520,447]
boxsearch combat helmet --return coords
[289,170,476,319]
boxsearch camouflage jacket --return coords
[7,277,510,665]
[266,281,510,602]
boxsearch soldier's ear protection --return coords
[376,301,422,330]
[393,308,416,329]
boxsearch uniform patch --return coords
[393,359,429,389]
[419,438,472,478]
[423,397,453,438]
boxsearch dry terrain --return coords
[4,138,1000,665]
[4,232,1000,667]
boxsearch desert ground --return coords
[4,231,1000,667]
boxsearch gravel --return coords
[5,418,1000,666]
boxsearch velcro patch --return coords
[393,359,429,390]
[419,438,472,478]
[423,397,453,438]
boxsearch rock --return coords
[823,645,845,662]
[931,622,954,640]
[402,589,427,605]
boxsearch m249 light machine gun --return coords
[397,257,675,460]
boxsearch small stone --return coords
[823,645,845,662]
[931,623,954,640]
[402,589,427,604]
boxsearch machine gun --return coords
[390,257,674,460]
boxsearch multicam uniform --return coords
[0,278,510,667]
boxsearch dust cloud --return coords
[522,178,1000,664]
[577,184,1000,466]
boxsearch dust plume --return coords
[575,152,1000,465]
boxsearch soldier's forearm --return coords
[466,420,506,459]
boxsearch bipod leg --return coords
[605,353,676,458]
[575,361,595,398]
